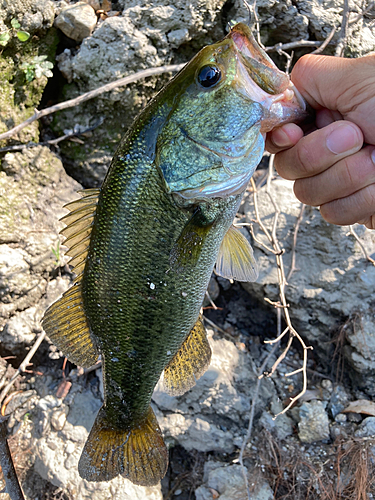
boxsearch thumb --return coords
[291,54,375,143]
[290,55,360,111]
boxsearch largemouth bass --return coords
[42,23,307,486]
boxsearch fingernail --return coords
[272,128,293,148]
[371,149,375,164]
[326,123,361,154]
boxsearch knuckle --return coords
[293,179,316,206]
[362,183,375,212]
[294,140,317,177]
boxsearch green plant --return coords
[20,55,54,82]
[51,240,61,267]
[0,18,30,46]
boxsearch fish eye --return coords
[197,65,221,88]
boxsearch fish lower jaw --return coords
[172,168,252,205]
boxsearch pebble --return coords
[298,401,330,443]
[55,2,97,42]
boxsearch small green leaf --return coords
[17,31,30,42]
[0,32,10,46]
[11,18,20,29]
[25,67,35,82]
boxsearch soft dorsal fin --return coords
[163,315,211,396]
[215,225,258,282]
[60,188,100,279]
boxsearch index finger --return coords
[266,123,304,154]
[273,120,363,181]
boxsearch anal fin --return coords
[215,224,258,282]
[164,316,211,396]
[78,406,168,486]
[41,282,98,368]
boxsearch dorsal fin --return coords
[60,188,100,279]
[42,281,99,368]
[41,189,100,368]
[215,225,258,282]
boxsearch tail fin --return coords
[78,405,168,486]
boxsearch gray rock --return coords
[33,389,163,499]
[328,385,350,418]
[55,2,97,42]
[0,0,56,34]
[195,462,273,500]
[0,146,80,350]
[298,401,330,443]
[344,313,375,374]
[354,417,375,438]
[260,398,294,440]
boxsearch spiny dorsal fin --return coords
[78,405,168,485]
[163,315,211,396]
[60,188,100,279]
[41,282,99,368]
[215,225,258,282]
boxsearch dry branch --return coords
[250,158,312,417]
[0,332,46,408]
[0,64,185,143]
[0,417,25,500]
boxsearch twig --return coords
[0,64,185,143]
[0,332,46,407]
[0,119,105,153]
[251,0,263,47]
[265,40,323,52]
[0,416,25,500]
[239,343,280,500]
[311,25,337,55]
[349,226,375,266]
[250,158,313,418]
[349,1,375,24]
[286,203,305,282]
[335,0,351,57]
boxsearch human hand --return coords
[266,54,375,229]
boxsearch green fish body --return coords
[42,23,307,486]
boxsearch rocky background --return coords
[1,1,375,499]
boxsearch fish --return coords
[42,22,308,487]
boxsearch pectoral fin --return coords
[163,316,211,396]
[216,225,258,282]
[170,208,213,271]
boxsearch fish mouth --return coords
[227,23,309,131]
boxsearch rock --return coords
[195,462,273,500]
[0,147,80,348]
[33,389,163,499]
[260,398,294,440]
[354,417,375,438]
[243,179,375,386]
[55,2,97,42]
[0,1,57,145]
[298,401,330,443]
[327,385,350,418]
[344,314,375,394]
